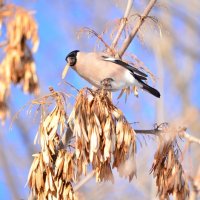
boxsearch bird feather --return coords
[102,56,148,79]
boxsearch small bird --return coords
[62,50,160,98]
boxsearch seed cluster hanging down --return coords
[0,4,39,123]
[26,87,192,200]
[6,6,39,89]
[68,88,137,182]
[150,139,189,200]
[27,89,77,200]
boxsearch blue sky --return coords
[0,0,199,199]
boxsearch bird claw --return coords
[100,78,114,89]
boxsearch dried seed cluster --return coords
[68,88,136,182]
[27,88,192,200]
[28,152,75,200]
[27,89,77,200]
[0,4,39,123]
[151,140,189,200]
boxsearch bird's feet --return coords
[100,78,114,90]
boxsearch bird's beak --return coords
[62,63,70,79]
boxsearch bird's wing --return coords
[102,55,148,80]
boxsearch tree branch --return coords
[119,0,157,57]
[111,0,133,49]
[74,170,95,192]
[135,127,200,146]
[135,129,161,135]
[180,132,200,145]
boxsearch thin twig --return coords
[180,132,200,145]
[74,170,95,192]
[119,0,157,57]
[78,27,114,54]
[135,127,200,146]
[111,0,133,49]
[62,80,80,92]
[135,129,161,135]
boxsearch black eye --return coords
[67,57,76,66]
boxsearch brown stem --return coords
[111,0,133,50]
[119,0,157,57]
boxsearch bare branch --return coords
[74,170,95,192]
[111,0,133,50]
[135,126,200,146]
[181,132,200,145]
[78,27,115,54]
[135,129,161,135]
[119,0,157,57]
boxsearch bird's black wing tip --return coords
[142,83,161,98]
[156,92,161,98]
[151,89,160,98]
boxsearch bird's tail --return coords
[142,82,160,98]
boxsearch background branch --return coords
[74,170,95,192]
[119,0,157,57]
[0,134,20,199]
[181,132,200,145]
[111,0,133,50]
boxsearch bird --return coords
[62,50,160,98]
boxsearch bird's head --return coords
[62,50,79,79]
[65,50,79,66]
